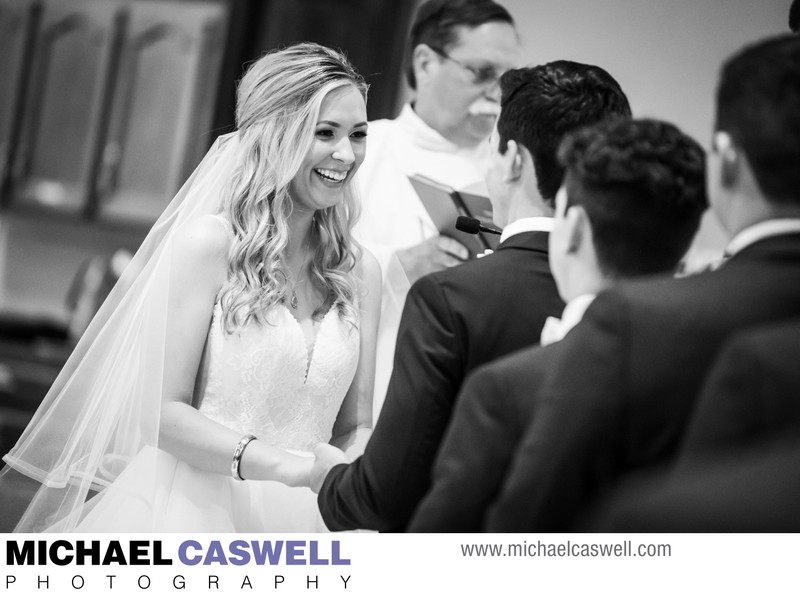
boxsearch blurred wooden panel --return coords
[13,0,123,216]
[0,0,39,207]
[97,1,226,224]
[1,0,227,226]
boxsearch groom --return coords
[409,117,708,531]
[312,61,631,531]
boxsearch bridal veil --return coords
[1,132,241,532]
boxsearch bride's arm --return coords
[157,216,311,487]
[329,247,381,459]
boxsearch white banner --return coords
[2,533,797,593]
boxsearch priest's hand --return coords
[397,236,468,283]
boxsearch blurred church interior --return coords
[0,0,792,477]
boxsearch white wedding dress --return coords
[73,300,359,533]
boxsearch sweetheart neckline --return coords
[277,303,337,382]
[210,300,342,385]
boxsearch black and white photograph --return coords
[1,0,798,590]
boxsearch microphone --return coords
[456,216,502,236]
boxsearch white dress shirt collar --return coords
[539,293,596,346]
[725,218,800,257]
[500,217,554,244]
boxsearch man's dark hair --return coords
[715,34,800,206]
[405,0,514,89]
[790,0,799,33]
[496,61,631,209]
[558,118,707,278]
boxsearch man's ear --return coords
[714,131,740,189]
[564,205,589,254]
[504,140,524,182]
[412,44,438,87]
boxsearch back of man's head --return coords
[497,61,632,208]
[558,118,707,278]
[405,0,514,90]
[790,0,799,33]
[715,34,800,206]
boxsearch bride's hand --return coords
[310,443,349,493]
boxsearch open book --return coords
[408,173,500,258]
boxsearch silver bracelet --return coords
[231,434,257,481]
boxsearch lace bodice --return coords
[195,302,360,451]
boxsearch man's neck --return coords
[716,176,800,238]
[562,275,611,303]
[411,102,483,150]
[728,206,800,238]
[503,192,554,226]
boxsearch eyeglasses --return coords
[430,47,501,86]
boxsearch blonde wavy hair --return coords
[217,43,368,332]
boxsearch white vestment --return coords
[355,104,489,420]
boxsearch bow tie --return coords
[677,251,731,277]
[540,316,566,346]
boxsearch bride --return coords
[0,42,380,532]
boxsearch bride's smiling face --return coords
[289,85,368,213]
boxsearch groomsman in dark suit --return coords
[409,117,708,531]
[678,318,800,461]
[585,319,800,533]
[312,61,631,531]
[587,435,800,533]
[485,34,800,532]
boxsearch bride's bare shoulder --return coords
[355,246,381,284]
[355,246,381,307]
[170,216,231,284]
[173,215,231,260]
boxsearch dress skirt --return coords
[73,446,327,533]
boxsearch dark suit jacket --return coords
[486,233,800,532]
[408,341,565,532]
[586,436,800,532]
[318,231,564,531]
[679,318,800,462]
